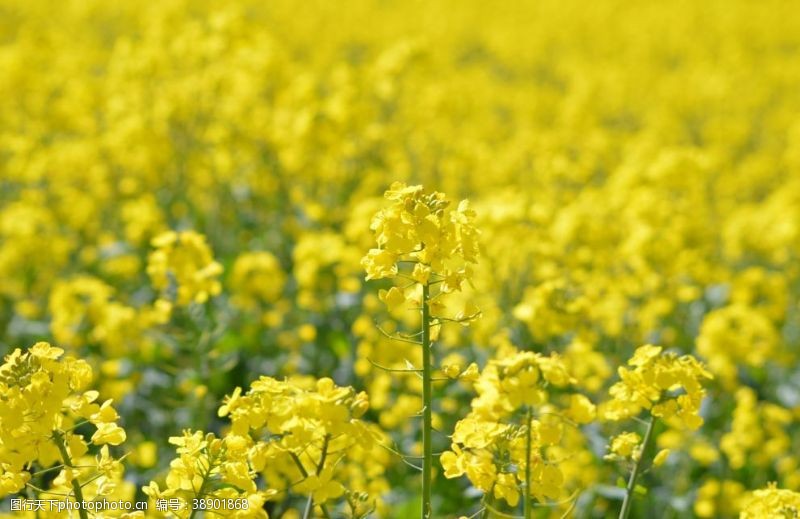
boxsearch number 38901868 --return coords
[192,498,250,511]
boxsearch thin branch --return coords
[532,489,580,508]
[25,483,71,498]
[79,471,105,489]
[431,312,481,324]
[289,452,311,478]
[63,420,90,433]
[367,358,422,373]
[379,443,423,471]
[316,435,330,475]
[288,451,332,519]
[559,497,578,518]
[395,273,419,284]
[30,464,65,477]
[374,322,423,345]
[431,425,451,437]
[482,499,523,518]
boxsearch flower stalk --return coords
[290,450,333,519]
[524,406,533,519]
[421,282,433,519]
[361,183,481,518]
[619,415,656,519]
[52,429,89,519]
[188,449,217,519]
[302,435,331,519]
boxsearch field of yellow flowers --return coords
[2,0,800,517]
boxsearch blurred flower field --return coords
[2,0,800,517]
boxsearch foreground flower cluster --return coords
[2,0,800,517]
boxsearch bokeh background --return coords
[2,0,800,517]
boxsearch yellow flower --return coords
[653,449,670,467]
[442,363,462,379]
[0,342,128,499]
[566,394,597,425]
[493,472,520,507]
[459,363,480,383]
[740,483,800,519]
[378,286,406,312]
[608,432,641,459]
[147,230,223,306]
[440,446,466,479]
[362,249,398,281]
[362,182,481,318]
[693,479,746,517]
[628,344,662,367]
[295,465,345,503]
[229,251,286,309]
[607,345,712,428]
[217,375,389,509]
[531,464,564,501]
[92,422,127,446]
[29,341,64,360]
[412,263,431,284]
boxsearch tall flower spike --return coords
[362,182,480,290]
[604,345,712,519]
[361,182,481,519]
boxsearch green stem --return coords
[524,406,533,519]
[289,451,332,519]
[316,435,330,476]
[619,416,656,519]
[52,430,89,519]
[194,325,211,431]
[302,435,331,519]
[189,449,219,519]
[303,495,314,519]
[421,282,433,519]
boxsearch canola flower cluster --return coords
[218,376,388,518]
[142,430,269,519]
[0,343,130,515]
[440,350,588,512]
[2,0,800,517]
[739,484,800,519]
[605,344,712,430]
